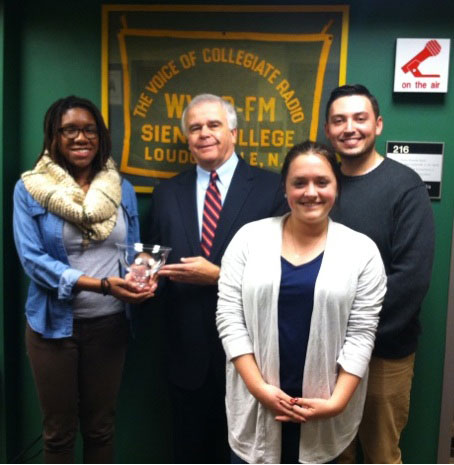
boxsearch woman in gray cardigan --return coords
[216,141,387,464]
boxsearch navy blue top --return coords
[278,253,323,397]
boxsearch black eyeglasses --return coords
[58,126,99,140]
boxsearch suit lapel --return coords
[210,158,253,262]
[176,169,202,256]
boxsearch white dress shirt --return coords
[196,152,239,240]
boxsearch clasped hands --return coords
[254,382,344,424]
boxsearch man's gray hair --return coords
[181,94,238,135]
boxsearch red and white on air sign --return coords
[394,38,451,93]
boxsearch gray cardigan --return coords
[216,216,386,464]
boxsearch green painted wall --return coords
[344,3,454,462]
[1,0,453,462]
[0,2,5,462]
[1,0,23,461]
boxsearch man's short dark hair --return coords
[325,84,380,121]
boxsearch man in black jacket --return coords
[147,94,288,463]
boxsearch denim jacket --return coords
[13,178,140,339]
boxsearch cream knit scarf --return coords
[22,154,122,246]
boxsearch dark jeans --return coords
[26,312,128,463]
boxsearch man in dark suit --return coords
[147,94,287,463]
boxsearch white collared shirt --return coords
[196,153,239,240]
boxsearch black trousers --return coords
[26,312,128,464]
[230,423,301,464]
[169,362,229,464]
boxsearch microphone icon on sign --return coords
[401,40,441,78]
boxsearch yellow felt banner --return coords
[102,5,349,192]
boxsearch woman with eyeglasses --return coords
[13,96,154,463]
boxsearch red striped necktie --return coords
[201,171,222,257]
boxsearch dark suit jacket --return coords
[147,155,288,389]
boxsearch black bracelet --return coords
[100,277,111,296]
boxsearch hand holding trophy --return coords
[116,243,171,289]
